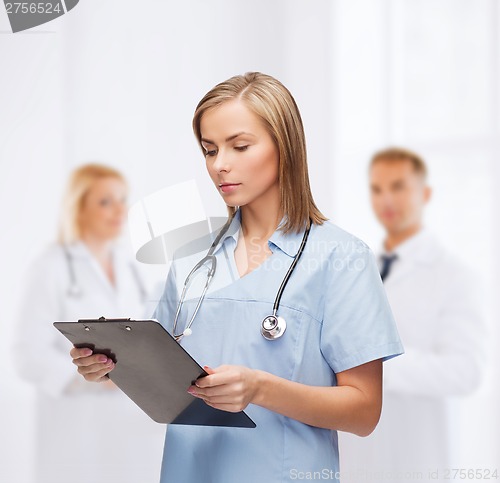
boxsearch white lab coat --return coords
[13,240,166,483]
[339,228,485,482]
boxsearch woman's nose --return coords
[212,149,231,172]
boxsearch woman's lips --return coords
[220,183,241,193]
[382,211,397,220]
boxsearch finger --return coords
[201,394,241,405]
[194,365,217,388]
[70,347,93,359]
[77,360,115,376]
[203,365,216,375]
[196,371,235,388]
[83,366,114,383]
[203,400,240,413]
[195,374,216,388]
[189,384,231,398]
[73,354,112,367]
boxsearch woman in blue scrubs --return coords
[71,72,404,483]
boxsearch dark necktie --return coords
[380,254,398,282]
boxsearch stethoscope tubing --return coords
[172,208,311,341]
[271,219,311,317]
[172,211,236,340]
[63,244,148,303]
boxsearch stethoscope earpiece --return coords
[261,315,287,341]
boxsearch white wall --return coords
[60,0,334,214]
[0,9,65,482]
[1,0,498,481]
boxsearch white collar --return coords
[63,239,126,260]
[378,227,441,265]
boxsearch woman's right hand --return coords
[70,347,115,383]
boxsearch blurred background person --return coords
[12,163,165,483]
[339,148,486,482]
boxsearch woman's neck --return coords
[80,233,114,265]
[81,233,116,286]
[239,190,282,241]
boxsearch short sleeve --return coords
[320,239,404,373]
[152,261,179,335]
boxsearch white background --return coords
[0,1,498,481]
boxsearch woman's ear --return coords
[423,185,432,204]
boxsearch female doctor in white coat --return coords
[13,164,165,483]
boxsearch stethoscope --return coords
[63,244,148,303]
[172,208,311,342]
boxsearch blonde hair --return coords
[57,163,127,244]
[370,147,428,180]
[192,72,327,234]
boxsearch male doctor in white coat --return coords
[339,147,485,482]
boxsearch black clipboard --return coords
[53,317,256,428]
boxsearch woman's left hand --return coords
[188,365,261,412]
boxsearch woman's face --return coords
[79,177,127,241]
[200,99,280,209]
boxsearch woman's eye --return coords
[205,149,217,157]
[234,145,249,152]
[99,199,111,207]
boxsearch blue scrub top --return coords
[153,209,404,483]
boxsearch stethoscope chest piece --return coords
[261,315,287,341]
